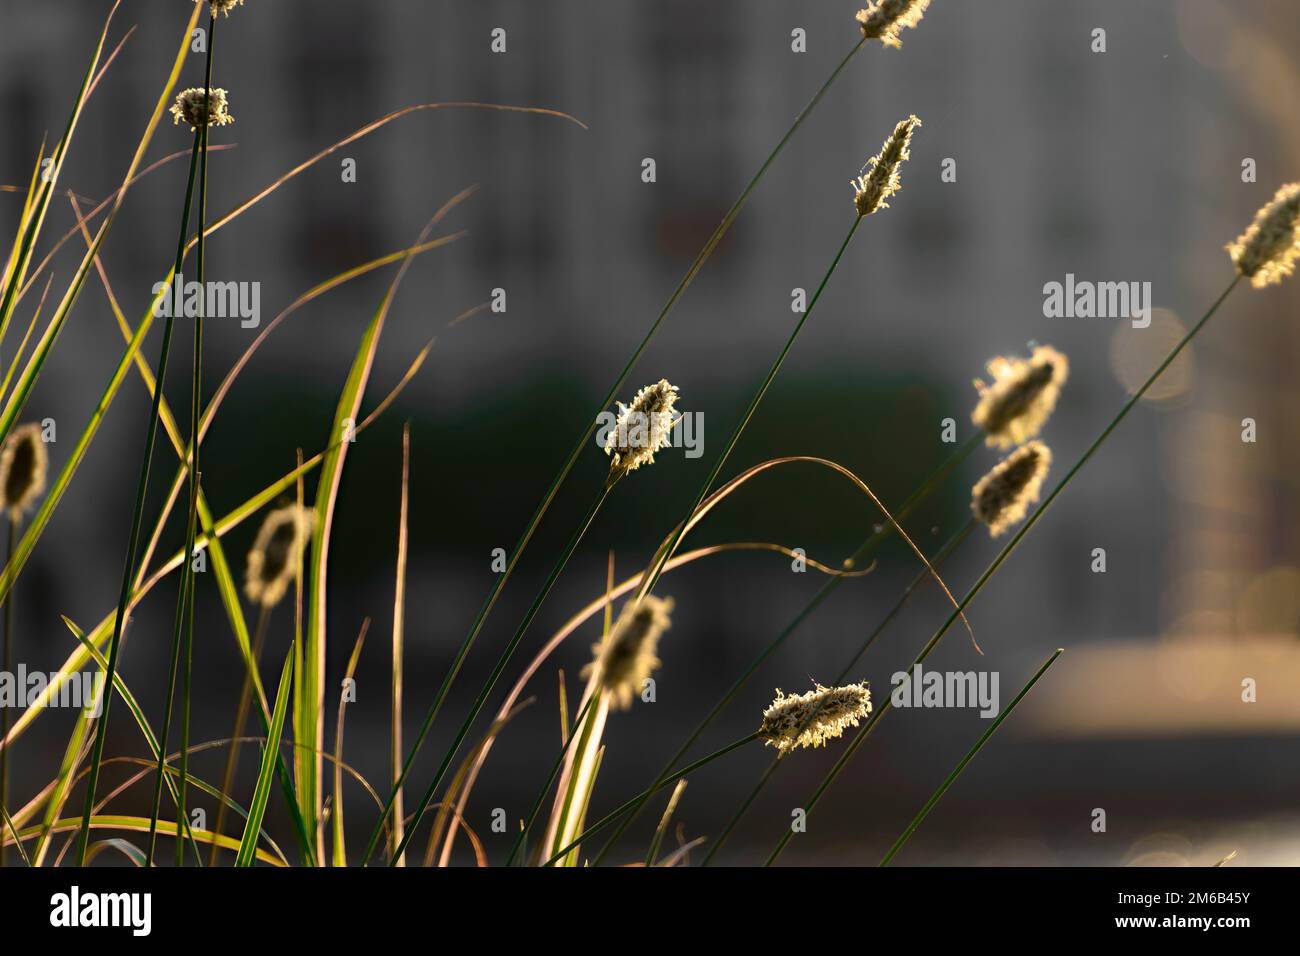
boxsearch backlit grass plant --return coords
[2,1,1297,872]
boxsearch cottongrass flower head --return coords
[0,423,49,519]
[971,441,1052,537]
[759,682,872,754]
[1227,182,1300,288]
[169,87,234,131]
[582,595,674,710]
[603,379,679,481]
[856,0,931,48]
[852,115,920,217]
[197,0,245,16]
[245,505,315,608]
[971,345,1069,449]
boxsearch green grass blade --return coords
[0,803,30,866]
[172,16,219,868]
[237,644,294,867]
[32,691,97,866]
[63,618,202,862]
[8,816,284,867]
[301,217,432,862]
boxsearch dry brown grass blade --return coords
[188,103,584,252]
[332,619,370,867]
[422,699,534,867]
[15,146,237,306]
[84,23,134,99]
[390,423,411,865]
[655,835,707,867]
[556,670,569,743]
[652,455,975,651]
[647,779,687,865]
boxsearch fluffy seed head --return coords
[759,682,872,754]
[0,423,48,518]
[581,595,674,710]
[856,0,931,48]
[1227,182,1300,288]
[852,115,920,217]
[603,379,679,480]
[169,87,234,131]
[197,0,245,16]
[971,441,1052,537]
[245,505,314,608]
[971,345,1070,449]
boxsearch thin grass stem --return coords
[74,130,203,867]
[209,603,269,865]
[505,690,596,867]
[0,517,14,867]
[880,648,1063,866]
[176,26,217,866]
[148,15,218,867]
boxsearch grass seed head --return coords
[856,0,931,48]
[0,423,48,519]
[197,0,245,16]
[852,115,920,217]
[759,682,872,754]
[1227,182,1300,288]
[971,441,1052,537]
[604,379,679,481]
[582,595,674,710]
[245,504,314,608]
[169,87,234,131]
[971,345,1069,449]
